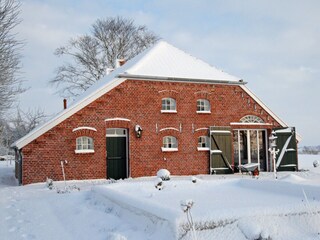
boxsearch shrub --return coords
[157,169,170,181]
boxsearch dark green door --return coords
[273,127,298,171]
[106,136,127,179]
[210,126,233,174]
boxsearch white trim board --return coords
[72,126,97,132]
[105,118,131,122]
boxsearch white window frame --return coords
[196,99,211,113]
[161,136,178,152]
[106,128,127,137]
[197,136,210,151]
[240,115,264,123]
[161,98,177,113]
[75,136,94,153]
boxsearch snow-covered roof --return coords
[11,40,292,149]
[119,41,242,82]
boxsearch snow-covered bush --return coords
[313,160,319,168]
[238,219,271,240]
[180,199,194,212]
[154,177,163,190]
[180,199,197,239]
[56,185,80,194]
[157,169,170,181]
[46,177,80,193]
[46,177,54,190]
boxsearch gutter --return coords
[117,73,247,85]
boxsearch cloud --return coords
[14,0,320,145]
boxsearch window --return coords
[240,115,264,123]
[197,136,209,151]
[162,136,178,152]
[161,98,176,112]
[75,136,94,153]
[197,99,210,113]
[106,128,127,136]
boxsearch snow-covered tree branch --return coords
[0,108,46,155]
[50,16,159,98]
[0,0,24,116]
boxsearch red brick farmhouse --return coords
[12,41,299,185]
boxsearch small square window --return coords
[162,136,178,152]
[197,136,209,151]
[75,136,94,153]
[197,99,210,112]
[161,98,176,112]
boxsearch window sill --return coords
[161,110,177,114]
[75,149,95,154]
[197,147,210,151]
[210,150,222,154]
[161,147,178,152]
[196,111,211,114]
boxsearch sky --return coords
[14,0,320,146]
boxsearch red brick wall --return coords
[21,80,281,184]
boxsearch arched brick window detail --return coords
[240,115,264,123]
[72,127,96,154]
[104,118,131,129]
[194,90,212,100]
[158,89,179,99]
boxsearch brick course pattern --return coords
[21,80,281,184]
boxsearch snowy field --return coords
[0,155,320,240]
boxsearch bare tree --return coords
[0,0,24,115]
[0,108,46,155]
[51,16,159,98]
[9,108,46,142]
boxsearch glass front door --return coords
[233,129,267,171]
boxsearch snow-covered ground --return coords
[0,155,320,240]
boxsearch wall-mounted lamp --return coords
[135,125,143,138]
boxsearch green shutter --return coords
[210,126,233,174]
[273,127,298,171]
